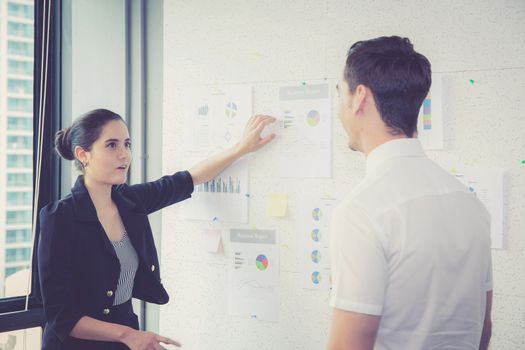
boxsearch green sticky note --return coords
[266,193,288,217]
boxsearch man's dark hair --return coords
[345,36,431,137]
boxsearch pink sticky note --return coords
[203,229,222,253]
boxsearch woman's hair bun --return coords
[54,127,74,160]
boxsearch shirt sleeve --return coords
[38,201,84,343]
[126,170,194,214]
[329,201,388,316]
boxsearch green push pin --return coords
[469,79,475,84]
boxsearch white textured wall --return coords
[161,1,525,349]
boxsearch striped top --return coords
[110,231,139,306]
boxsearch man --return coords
[327,36,493,350]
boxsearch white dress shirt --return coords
[329,138,492,350]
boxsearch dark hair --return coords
[54,109,125,170]
[344,36,431,137]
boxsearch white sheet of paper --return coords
[181,85,252,223]
[275,81,332,178]
[451,167,504,248]
[417,74,444,150]
[300,196,337,290]
[229,229,279,321]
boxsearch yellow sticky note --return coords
[266,193,288,217]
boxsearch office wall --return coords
[161,1,525,349]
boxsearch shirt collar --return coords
[365,138,426,175]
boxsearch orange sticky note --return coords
[266,193,288,217]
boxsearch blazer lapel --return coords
[111,187,145,257]
[71,176,118,259]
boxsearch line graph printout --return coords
[275,82,332,178]
[229,229,279,321]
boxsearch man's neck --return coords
[362,133,408,157]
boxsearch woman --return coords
[38,109,275,350]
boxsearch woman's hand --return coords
[121,328,181,350]
[235,114,276,156]
[188,114,277,186]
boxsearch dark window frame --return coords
[0,0,61,333]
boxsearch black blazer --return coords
[37,171,194,349]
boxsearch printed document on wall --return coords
[275,81,332,178]
[229,229,279,321]
[417,74,444,150]
[451,167,504,248]
[300,196,337,290]
[180,85,252,223]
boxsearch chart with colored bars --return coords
[230,229,279,321]
[417,74,443,150]
[183,159,249,223]
[196,175,242,194]
[300,197,337,290]
[422,96,432,130]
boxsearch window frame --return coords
[0,0,61,333]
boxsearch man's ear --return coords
[353,84,367,115]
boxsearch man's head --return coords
[337,36,431,154]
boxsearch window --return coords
[6,229,32,244]
[8,60,33,76]
[6,210,32,225]
[8,79,33,94]
[7,97,33,112]
[6,248,31,263]
[7,3,34,20]
[5,266,29,278]
[7,155,33,168]
[6,192,32,206]
[7,136,32,150]
[7,22,34,38]
[0,1,48,347]
[7,116,33,131]
[7,41,34,57]
[6,173,32,187]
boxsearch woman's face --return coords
[80,120,132,186]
